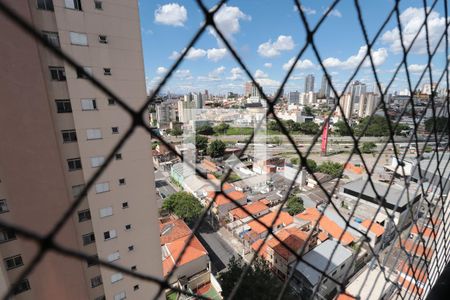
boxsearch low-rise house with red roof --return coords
[397,261,429,297]
[207,190,247,221]
[241,211,293,247]
[159,217,213,292]
[252,227,317,279]
[360,219,385,251]
[228,201,270,223]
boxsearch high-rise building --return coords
[0,1,162,299]
[304,74,315,93]
[319,74,331,98]
[349,80,367,111]
[288,91,300,105]
[364,93,381,117]
[192,92,203,109]
[340,94,353,119]
[244,81,253,97]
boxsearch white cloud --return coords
[156,67,167,75]
[381,7,447,54]
[257,78,280,87]
[324,7,342,17]
[207,48,227,61]
[154,3,187,27]
[185,47,207,59]
[175,69,192,80]
[198,66,226,82]
[227,67,244,80]
[264,63,272,68]
[408,63,428,73]
[169,50,180,60]
[323,46,388,69]
[169,47,227,61]
[211,4,250,40]
[258,35,295,57]
[282,57,315,71]
[294,5,316,15]
[254,69,269,79]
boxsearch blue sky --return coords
[138,0,448,95]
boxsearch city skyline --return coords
[140,0,449,94]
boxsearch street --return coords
[196,221,238,274]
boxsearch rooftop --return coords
[160,218,191,245]
[361,219,385,237]
[247,211,293,234]
[229,201,269,219]
[293,239,353,286]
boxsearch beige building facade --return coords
[0,0,162,299]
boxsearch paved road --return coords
[195,221,237,275]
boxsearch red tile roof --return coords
[411,224,436,238]
[208,190,246,206]
[295,208,355,245]
[229,201,269,220]
[160,218,191,245]
[361,219,385,237]
[248,211,293,235]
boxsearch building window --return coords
[90,156,105,168]
[87,255,98,267]
[5,255,24,270]
[111,127,119,134]
[81,99,97,111]
[125,224,131,231]
[95,182,110,194]
[115,153,122,160]
[72,184,85,199]
[78,209,91,222]
[94,1,103,10]
[331,270,337,276]
[103,68,111,75]
[82,232,95,246]
[13,279,31,295]
[65,0,82,11]
[42,31,59,47]
[107,251,120,262]
[111,273,123,283]
[122,202,129,209]
[0,228,16,243]
[90,275,102,288]
[67,158,82,171]
[108,98,116,105]
[99,207,113,218]
[86,129,102,140]
[131,265,137,271]
[128,245,134,251]
[62,129,77,143]
[55,99,72,113]
[114,291,126,300]
[98,35,108,44]
[95,296,105,300]
[103,229,117,241]
[0,199,9,213]
[133,284,139,291]
[37,0,53,11]
[49,66,66,81]
[118,178,126,185]
[76,66,93,78]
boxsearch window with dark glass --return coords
[49,66,66,81]
[90,275,102,288]
[37,0,54,11]
[94,1,103,10]
[55,99,72,113]
[4,255,24,270]
[67,158,82,171]
[62,129,77,143]
[13,279,30,295]
[82,232,95,245]
[0,228,16,243]
[42,31,60,47]
[78,209,91,222]
[0,199,8,213]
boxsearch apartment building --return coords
[0,0,162,299]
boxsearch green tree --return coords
[303,106,314,116]
[171,126,183,136]
[305,158,318,172]
[291,122,303,132]
[207,140,226,158]
[425,117,449,133]
[318,161,344,178]
[285,120,296,131]
[267,120,281,132]
[214,122,230,135]
[290,157,299,165]
[361,142,377,153]
[268,136,282,146]
[220,256,298,300]
[195,135,209,152]
[286,195,305,216]
[196,124,214,135]
[299,122,320,135]
[162,192,203,223]
[333,120,352,136]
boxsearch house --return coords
[253,157,285,174]
[290,239,354,299]
[295,208,356,246]
[307,172,333,188]
[160,218,212,291]
[242,211,293,246]
[252,227,316,279]
[360,219,385,251]
[201,159,221,174]
[171,162,195,186]
[228,201,270,222]
[207,190,247,220]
